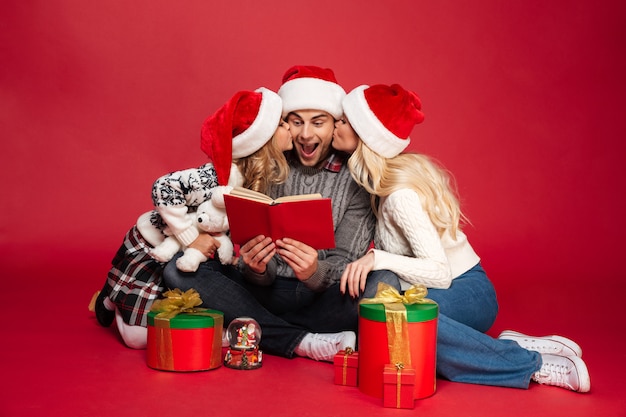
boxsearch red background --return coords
[2,2,625,416]
[3,1,624,286]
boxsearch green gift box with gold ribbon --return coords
[358,283,438,401]
[146,289,223,372]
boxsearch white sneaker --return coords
[498,330,583,357]
[532,354,590,393]
[294,331,356,362]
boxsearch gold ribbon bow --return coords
[360,283,434,367]
[359,282,434,306]
[150,288,205,319]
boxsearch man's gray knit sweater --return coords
[243,155,375,292]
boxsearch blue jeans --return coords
[426,263,542,388]
[162,254,400,358]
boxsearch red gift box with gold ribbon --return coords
[383,363,416,409]
[146,289,223,372]
[358,283,438,400]
[333,348,359,386]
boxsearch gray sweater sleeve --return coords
[240,257,277,286]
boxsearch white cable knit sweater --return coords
[371,188,480,290]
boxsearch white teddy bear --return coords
[143,186,235,272]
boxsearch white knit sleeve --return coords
[157,205,199,246]
[372,189,452,289]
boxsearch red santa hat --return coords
[277,65,346,119]
[201,87,282,185]
[342,84,425,158]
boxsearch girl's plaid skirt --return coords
[105,225,164,327]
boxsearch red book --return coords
[223,187,336,250]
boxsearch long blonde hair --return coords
[348,141,467,238]
[235,133,289,193]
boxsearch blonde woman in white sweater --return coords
[333,83,590,393]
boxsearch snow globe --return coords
[224,317,262,370]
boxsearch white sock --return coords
[294,331,356,362]
[115,309,147,349]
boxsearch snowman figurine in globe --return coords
[224,317,262,370]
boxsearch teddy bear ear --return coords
[210,185,232,208]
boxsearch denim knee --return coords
[162,252,186,288]
[362,269,400,298]
[162,253,225,289]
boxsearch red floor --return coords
[2,247,623,417]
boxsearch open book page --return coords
[229,186,323,205]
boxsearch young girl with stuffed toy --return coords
[333,83,590,393]
[92,87,293,349]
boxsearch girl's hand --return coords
[188,233,221,259]
[340,251,375,298]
